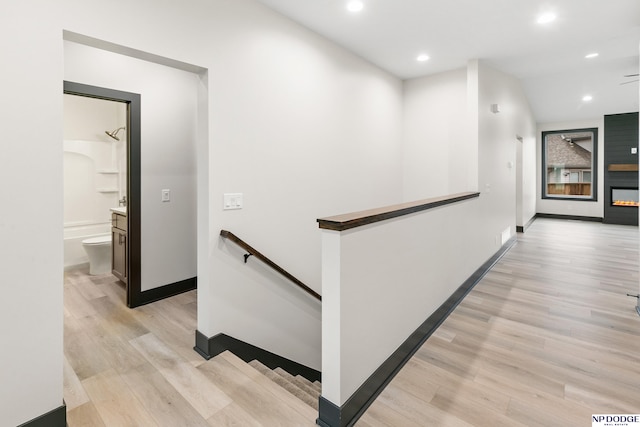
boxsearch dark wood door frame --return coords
[63,81,142,307]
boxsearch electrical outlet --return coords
[224,193,243,210]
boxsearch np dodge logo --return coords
[593,414,640,427]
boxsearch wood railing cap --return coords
[317,191,480,232]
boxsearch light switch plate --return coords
[632,147,637,154]
[162,189,170,202]
[224,193,243,210]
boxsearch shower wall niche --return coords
[63,94,127,267]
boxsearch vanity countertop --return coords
[110,207,127,216]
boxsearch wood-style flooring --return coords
[359,218,640,426]
[64,269,318,426]
[64,218,640,426]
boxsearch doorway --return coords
[64,81,142,307]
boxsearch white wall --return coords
[0,3,63,425]
[476,61,537,235]
[64,95,125,141]
[321,198,480,404]
[402,60,536,256]
[402,68,471,200]
[537,118,605,218]
[517,131,538,228]
[202,3,403,369]
[64,41,198,291]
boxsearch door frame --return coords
[63,81,142,307]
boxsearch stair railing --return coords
[220,230,322,301]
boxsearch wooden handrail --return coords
[220,230,321,301]
[317,191,480,231]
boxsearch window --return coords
[542,128,598,200]
[569,171,579,183]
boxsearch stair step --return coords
[273,367,320,401]
[249,360,319,410]
[198,351,317,424]
[296,374,322,394]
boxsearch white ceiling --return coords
[254,0,640,123]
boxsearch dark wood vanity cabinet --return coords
[111,212,127,283]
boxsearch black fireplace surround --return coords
[604,112,639,226]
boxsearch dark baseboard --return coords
[317,235,518,427]
[535,213,603,222]
[194,331,321,383]
[516,215,537,233]
[129,276,197,308]
[317,399,341,427]
[17,404,66,427]
[603,217,639,226]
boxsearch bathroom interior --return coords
[63,93,127,287]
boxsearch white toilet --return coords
[82,235,112,275]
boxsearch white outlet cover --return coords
[223,193,243,210]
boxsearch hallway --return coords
[63,218,640,426]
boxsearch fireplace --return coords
[605,185,639,225]
[604,112,639,225]
[611,188,639,207]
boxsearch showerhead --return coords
[105,126,125,141]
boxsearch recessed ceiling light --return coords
[585,53,599,59]
[537,12,556,24]
[582,95,593,102]
[346,1,364,13]
[416,54,430,62]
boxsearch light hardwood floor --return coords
[64,218,640,426]
[64,269,317,426]
[359,218,640,426]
